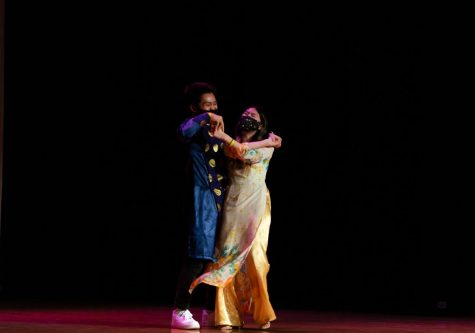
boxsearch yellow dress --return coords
[189,144,276,327]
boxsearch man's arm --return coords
[177,113,211,140]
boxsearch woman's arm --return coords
[212,128,279,149]
[212,128,279,163]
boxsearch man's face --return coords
[195,93,218,113]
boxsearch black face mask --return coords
[238,116,261,131]
[197,108,218,114]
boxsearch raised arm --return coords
[212,128,278,149]
[268,132,282,148]
[177,112,223,141]
[212,127,280,163]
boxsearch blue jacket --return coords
[177,113,226,261]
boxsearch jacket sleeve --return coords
[177,113,210,141]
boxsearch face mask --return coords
[197,108,218,114]
[238,116,261,131]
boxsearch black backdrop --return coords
[2,3,473,315]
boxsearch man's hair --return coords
[184,82,217,107]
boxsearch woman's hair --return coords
[235,105,269,142]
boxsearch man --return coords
[171,82,225,329]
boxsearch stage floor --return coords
[0,305,474,332]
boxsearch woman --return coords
[189,106,281,330]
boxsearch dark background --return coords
[2,3,472,315]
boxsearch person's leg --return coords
[246,193,276,328]
[215,284,243,328]
[174,258,206,310]
[201,284,216,327]
[171,258,205,329]
[246,250,275,328]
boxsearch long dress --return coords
[189,144,276,327]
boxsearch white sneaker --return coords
[171,309,200,329]
[201,309,215,327]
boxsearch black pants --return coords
[174,258,215,311]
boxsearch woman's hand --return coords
[211,125,226,140]
[268,132,282,148]
[208,112,224,132]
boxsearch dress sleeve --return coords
[224,143,274,164]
